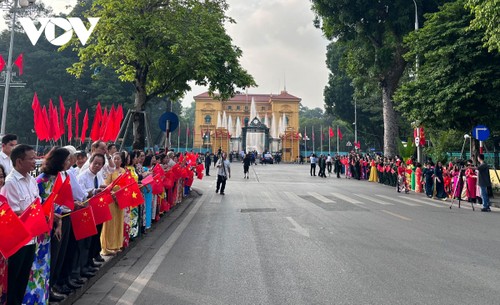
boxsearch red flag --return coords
[329,127,334,138]
[32,93,47,141]
[48,99,57,140]
[80,109,89,143]
[59,96,66,136]
[90,102,102,141]
[75,100,81,139]
[337,127,343,141]
[20,198,50,238]
[53,174,75,211]
[114,182,144,209]
[99,107,108,140]
[110,171,136,189]
[13,53,23,75]
[88,189,113,225]
[103,105,115,141]
[115,104,124,140]
[42,192,55,230]
[42,106,51,141]
[0,54,5,71]
[67,107,73,141]
[141,174,155,186]
[70,206,98,240]
[0,197,32,259]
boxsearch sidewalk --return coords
[56,188,201,305]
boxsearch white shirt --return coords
[77,168,105,198]
[326,156,332,163]
[0,151,13,175]
[0,169,40,245]
[80,156,115,178]
[216,159,230,176]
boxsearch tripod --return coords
[449,165,474,210]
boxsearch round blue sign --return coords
[158,112,179,132]
[473,125,490,141]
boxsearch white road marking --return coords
[376,195,420,206]
[399,196,446,208]
[308,192,335,203]
[330,193,364,205]
[286,216,310,237]
[116,197,204,305]
[381,210,412,221]
[354,193,394,205]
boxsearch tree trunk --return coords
[133,80,147,149]
[380,48,406,158]
[382,86,398,157]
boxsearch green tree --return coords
[311,0,445,157]
[467,0,500,52]
[67,0,255,149]
[394,0,500,134]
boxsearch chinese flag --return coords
[53,173,75,211]
[20,198,50,238]
[42,192,55,230]
[329,127,334,138]
[89,102,102,141]
[337,127,343,141]
[14,53,23,75]
[110,171,136,189]
[0,54,5,71]
[141,174,154,186]
[153,164,166,180]
[59,96,66,135]
[114,182,144,209]
[75,100,81,139]
[67,107,73,141]
[70,206,98,240]
[80,109,89,143]
[88,189,113,225]
[0,196,32,259]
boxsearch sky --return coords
[4,0,331,110]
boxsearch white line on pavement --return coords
[381,210,412,221]
[376,195,420,206]
[308,192,335,203]
[116,196,204,305]
[399,196,446,208]
[285,217,310,237]
[330,193,364,205]
[354,193,394,205]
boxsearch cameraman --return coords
[477,154,492,212]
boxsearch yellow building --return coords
[193,90,301,162]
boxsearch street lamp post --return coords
[0,0,35,136]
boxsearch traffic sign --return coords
[415,136,420,146]
[346,141,352,147]
[158,112,179,132]
[473,125,490,141]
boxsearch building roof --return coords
[194,91,301,103]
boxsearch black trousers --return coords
[7,244,36,305]
[50,216,71,284]
[205,163,210,175]
[310,164,316,176]
[327,162,332,173]
[216,175,227,193]
[60,224,78,283]
[88,224,103,264]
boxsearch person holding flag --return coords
[0,144,40,305]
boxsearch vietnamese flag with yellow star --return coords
[88,189,113,225]
[20,197,51,238]
[0,196,33,259]
[70,206,98,240]
[114,182,144,209]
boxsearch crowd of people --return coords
[0,134,199,305]
[307,152,493,212]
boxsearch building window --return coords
[261,106,266,111]
[236,106,240,110]
[228,106,232,110]
[204,115,211,124]
[245,106,248,111]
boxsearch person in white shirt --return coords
[77,154,106,278]
[0,144,39,305]
[215,153,231,195]
[80,140,115,178]
[326,154,332,175]
[0,133,17,175]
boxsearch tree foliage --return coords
[466,0,500,52]
[67,0,255,148]
[394,0,500,133]
[311,0,444,157]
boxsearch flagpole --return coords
[185,126,188,152]
[304,126,307,157]
[320,125,323,155]
[177,122,180,152]
[328,127,331,155]
[312,125,315,154]
[337,125,340,155]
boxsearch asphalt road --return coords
[74,163,500,305]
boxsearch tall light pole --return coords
[0,0,35,136]
[353,99,357,150]
[412,0,421,163]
